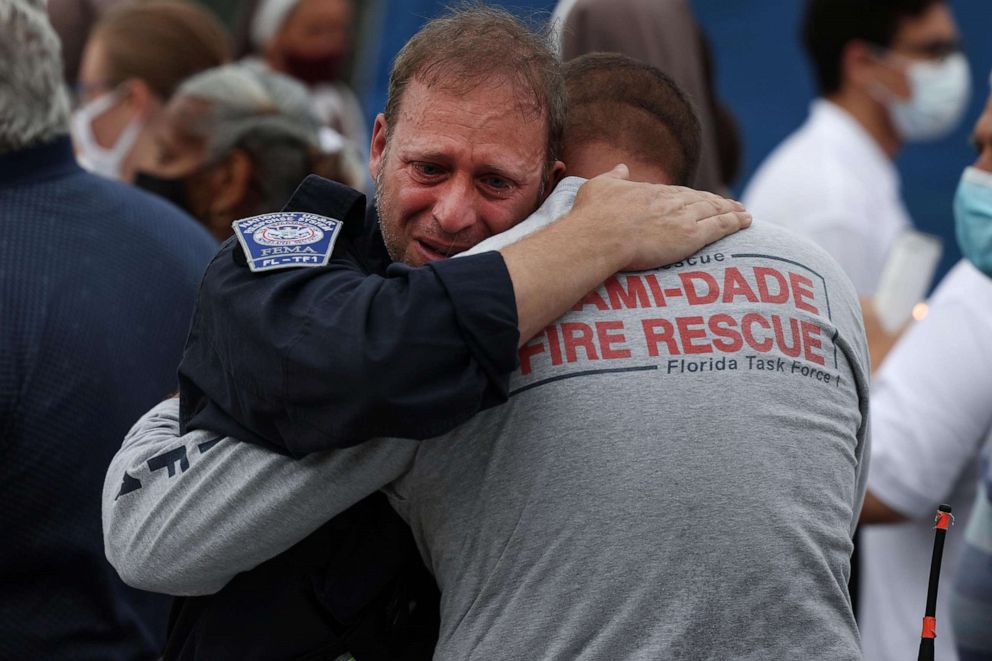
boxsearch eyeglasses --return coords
[72,79,118,107]
[888,38,964,61]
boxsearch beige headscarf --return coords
[561,0,728,194]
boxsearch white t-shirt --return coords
[743,100,912,296]
[859,259,992,661]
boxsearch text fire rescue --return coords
[520,265,828,375]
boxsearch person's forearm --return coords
[860,297,908,373]
[501,212,630,343]
[103,398,416,595]
[502,167,750,343]
[181,250,520,454]
[859,489,910,524]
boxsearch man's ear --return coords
[543,160,566,201]
[846,39,909,102]
[369,113,388,182]
[122,78,160,119]
[844,40,886,94]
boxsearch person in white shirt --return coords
[745,2,975,659]
[743,0,969,297]
[856,78,992,661]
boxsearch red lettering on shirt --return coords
[573,289,610,312]
[562,322,599,362]
[604,275,652,310]
[644,274,667,307]
[642,318,680,357]
[772,315,802,358]
[681,271,720,305]
[518,338,545,376]
[742,313,773,352]
[722,267,759,303]
[789,272,819,314]
[708,313,743,352]
[547,325,564,366]
[754,267,790,304]
[801,322,825,365]
[677,316,712,354]
[596,320,631,359]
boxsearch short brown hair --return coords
[562,53,701,186]
[383,4,564,170]
[93,1,232,101]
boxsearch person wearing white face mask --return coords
[72,84,146,180]
[871,44,970,143]
[71,0,231,181]
[744,0,969,299]
[855,76,992,661]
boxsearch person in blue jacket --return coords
[0,2,218,658]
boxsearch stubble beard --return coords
[373,143,406,264]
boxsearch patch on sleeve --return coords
[232,211,343,272]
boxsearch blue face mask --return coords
[954,166,992,277]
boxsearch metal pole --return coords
[918,504,953,661]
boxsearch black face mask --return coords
[134,171,194,217]
[283,50,346,86]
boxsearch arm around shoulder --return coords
[501,167,751,342]
[103,398,419,595]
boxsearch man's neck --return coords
[826,89,902,159]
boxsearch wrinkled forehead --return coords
[396,71,547,130]
[390,77,548,168]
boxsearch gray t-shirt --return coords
[105,179,869,660]
[388,178,870,659]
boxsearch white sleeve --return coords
[102,398,417,596]
[800,221,877,296]
[868,262,992,518]
[460,178,584,256]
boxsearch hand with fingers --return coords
[570,164,752,272]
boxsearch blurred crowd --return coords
[2,0,991,660]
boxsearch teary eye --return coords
[414,162,444,177]
[482,175,510,190]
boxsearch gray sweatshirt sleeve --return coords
[102,398,417,596]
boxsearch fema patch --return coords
[232,211,343,272]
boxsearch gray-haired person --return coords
[136,62,361,241]
[0,0,217,657]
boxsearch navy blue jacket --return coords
[179,174,520,456]
[0,137,217,660]
[170,175,518,658]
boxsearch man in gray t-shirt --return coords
[395,206,869,659]
[104,55,869,659]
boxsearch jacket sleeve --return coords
[179,176,520,456]
[102,398,417,595]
